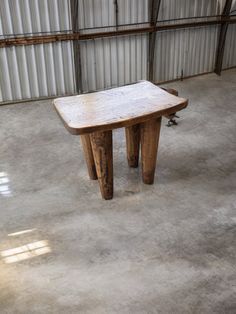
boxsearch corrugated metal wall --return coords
[154,26,220,82]
[0,0,70,34]
[80,35,148,92]
[222,0,236,69]
[224,0,236,68]
[0,43,75,101]
[223,24,236,69]
[154,0,225,82]
[79,0,148,92]
[0,0,235,103]
[158,0,225,20]
[0,0,75,102]
[78,0,149,28]
[78,0,115,29]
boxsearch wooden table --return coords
[54,81,188,200]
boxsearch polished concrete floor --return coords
[0,69,236,313]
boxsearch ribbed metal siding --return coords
[78,0,148,30]
[231,0,236,13]
[117,0,149,24]
[0,43,75,102]
[80,35,148,92]
[78,0,115,29]
[221,0,236,70]
[223,24,236,69]
[0,0,75,102]
[0,0,71,35]
[79,0,148,92]
[154,26,219,82]
[158,0,226,21]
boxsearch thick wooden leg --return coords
[125,124,140,168]
[90,130,113,200]
[80,135,98,180]
[141,117,162,184]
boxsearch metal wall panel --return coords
[231,0,236,13]
[78,0,148,30]
[78,0,149,92]
[0,0,71,36]
[0,18,3,102]
[154,26,219,82]
[0,0,75,102]
[78,0,115,29]
[117,0,149,25]
[223,24,236,69]
[0,42,75,102]
[0,80,2,102]
[80,35,148,92]
[158,0,226,21]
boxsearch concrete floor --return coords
[0,69,236,314]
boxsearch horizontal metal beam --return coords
[0,33,79,47]
[0,17,236,48]
[80,26,154,40]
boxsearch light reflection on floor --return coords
[0,172,12,197]
[8,229,37,237]
[1,240,51,264]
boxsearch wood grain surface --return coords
[125,124,140,168]
[90,131,113,200]
[141,117,162,184]
[54,81,188,135]
[80,135,97,180]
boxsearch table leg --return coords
[90,130,113,200]
[125,124,140,168]
[141,117,162,184]
[81,135,98,180]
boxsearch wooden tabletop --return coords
[54,81,188,135]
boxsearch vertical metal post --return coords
[148,0,161,82]
[215,0,233,75]
[114,0,119,30]
[70,0,83,93]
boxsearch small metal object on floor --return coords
[166,114,180,127]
